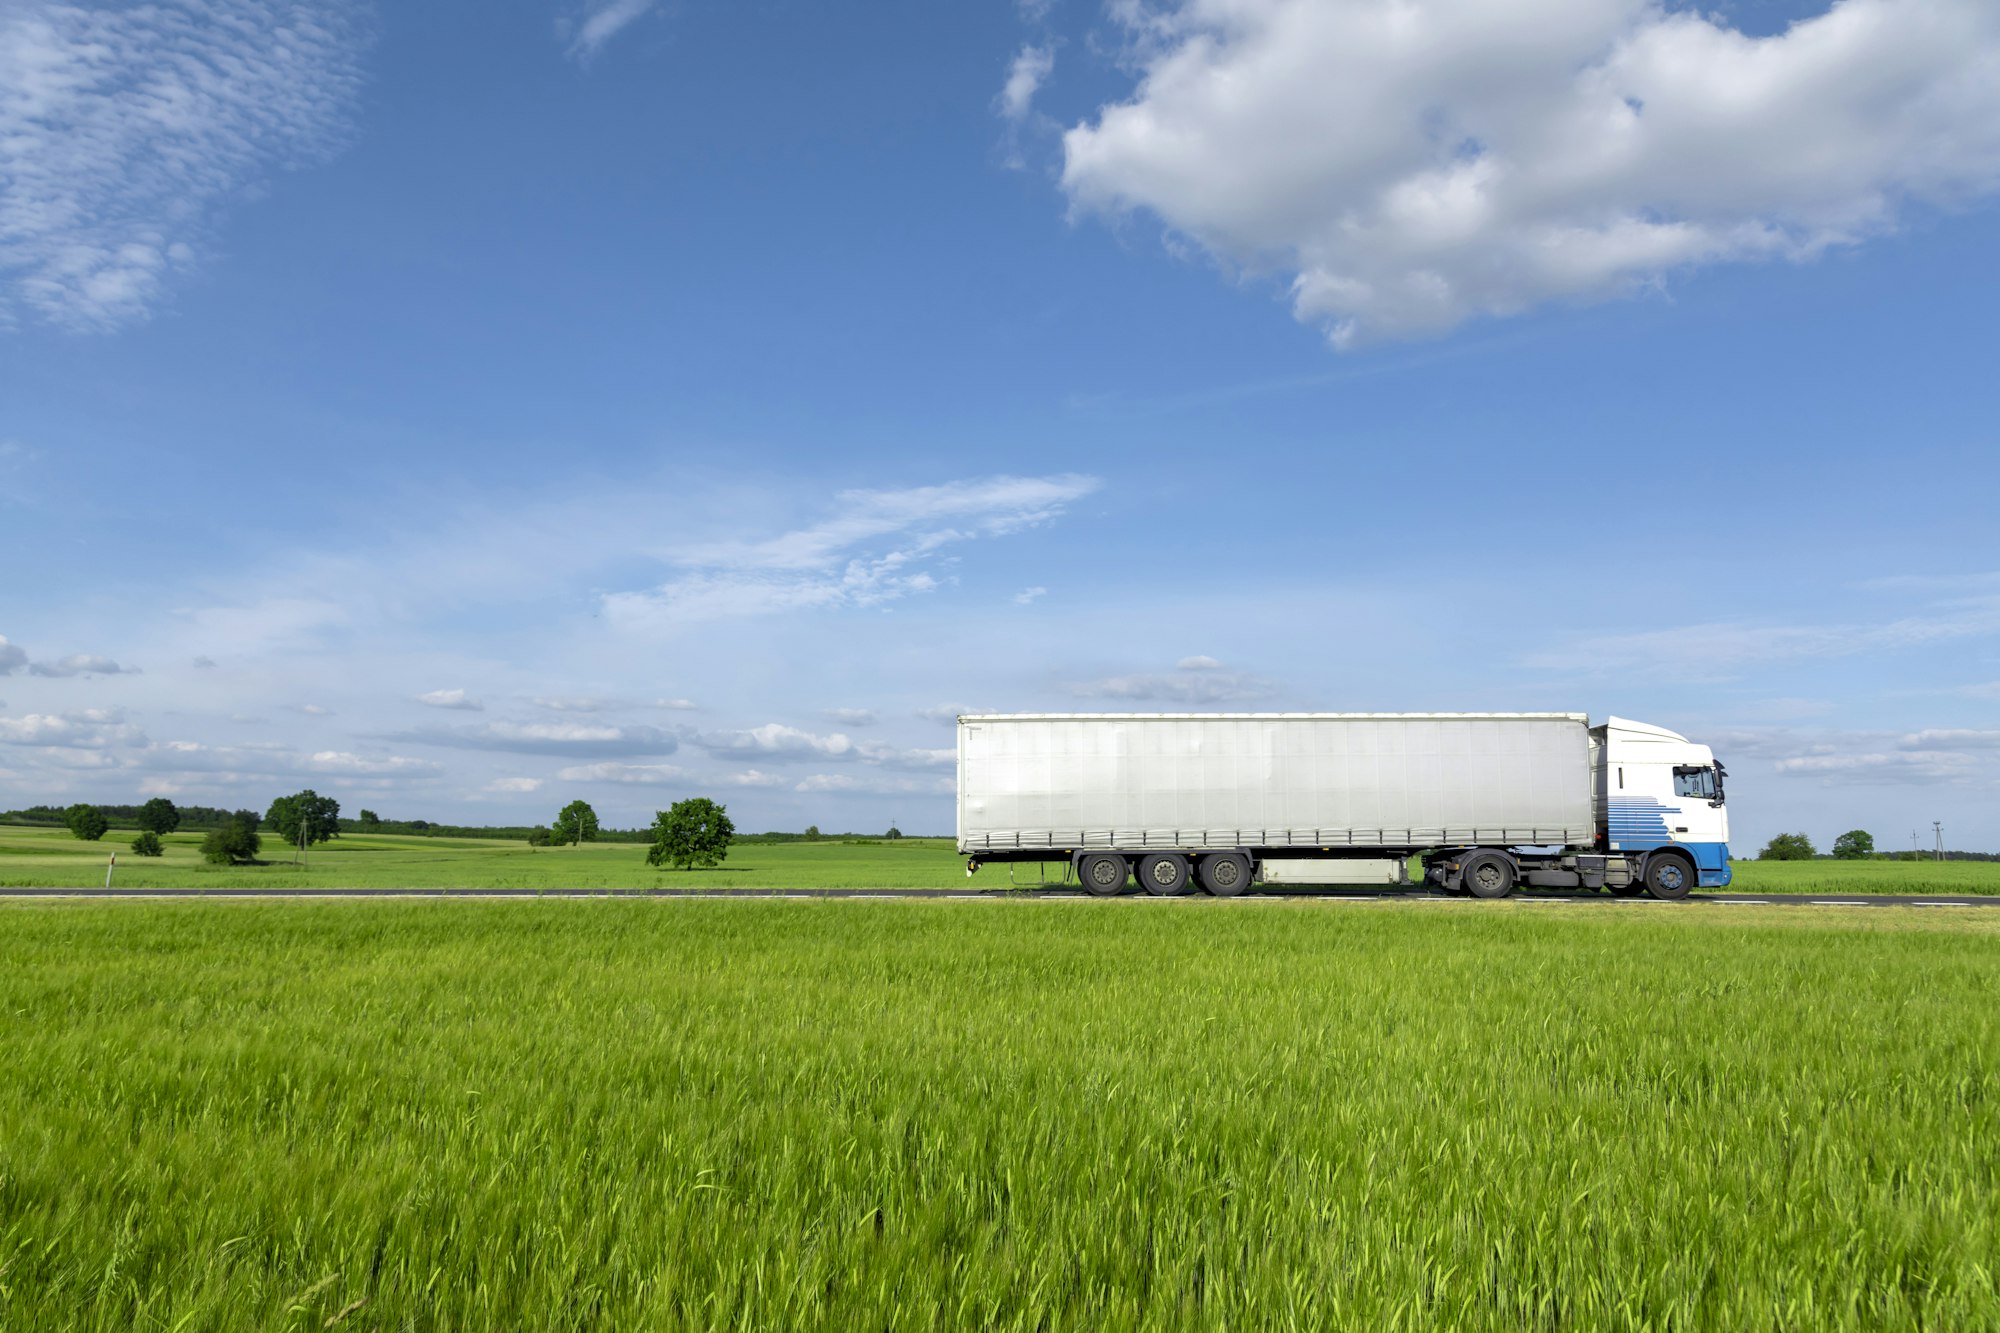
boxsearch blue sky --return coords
[3,0,1998,848]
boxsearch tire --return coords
[1461,852,1516,900]
[1138,853,1191,897]
[1079,853,1129,897]
[1607,881,1645,898]
[1198,853,1253,897]
[1644,852,1695,901]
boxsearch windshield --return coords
[1674,765,1720,803]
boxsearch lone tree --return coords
[63,803,108,842]
[267,790,342,849]
[649,797,735,871]
[804,824,820,840]
[137,798,181,836]
[553,800,599,848]
[527,825,553,848]
[357,809,382,830]
[201,811,263,865]
[1759,832,1816,861]
[1832,829,1875,860]
[131,831,165,857]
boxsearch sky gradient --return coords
[4,0,1999,848]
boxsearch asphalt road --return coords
[2,887,1996,907]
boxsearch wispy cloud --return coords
[0,0,366,330]
[564,0,657,61]
[602,474,1099,631]
[1012,586,1048,606]
[392,721,681,758]
[417,688,483,711]
[553,761,686,785]
[0,637,25,675]
[484,776,544,794]
[691,723,952,769]
[998,43,1053,123]
[1065,658,1274,704]
[29,654,140,678]
[826,708,878,726]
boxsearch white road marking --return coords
[1811,900,1871,906]
[1714,899,1770,905]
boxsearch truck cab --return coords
[1594,717,1732,889]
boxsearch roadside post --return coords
[105,852,116,889]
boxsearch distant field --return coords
[1,822,1996,894]
[1,899,1995,1329]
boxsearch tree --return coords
[131,831,165,857]
[357,809,382,830]
[201,814,262,865]
[1832,829,1875,860]
[1759,832,1816,861]
[137,797,181,835]
[266,789,341,849]
[553,800,599,848]
[804,824,820,840]
[648,797,735,871]
[64,803,108,841]
[885,825,903,840]
[527,825,553,848]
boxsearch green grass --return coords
[1,900,1995,1330]
[3,822,1998,895]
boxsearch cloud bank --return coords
[1061,0,2000,346]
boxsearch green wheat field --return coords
[3,823,1998,894]
[2,897,1997,1329]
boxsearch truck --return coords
[956,712,1730,900]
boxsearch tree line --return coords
[1757,830,1998,862]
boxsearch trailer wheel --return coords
[1461,853,1515,899]
[1138,853,1191,897]
[1079,854,1129,897]
[1643,852,1695,901]
[1198,853,1252,897]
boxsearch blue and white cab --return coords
[1596,717,1733,888]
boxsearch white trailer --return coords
[957,713,1731,900]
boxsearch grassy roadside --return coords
[2,823,1997,894]
[2,898,1995,1330]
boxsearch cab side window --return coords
[1673,766,1716,800]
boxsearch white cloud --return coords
[565,0,656,61]
[691,723,952,770]
[601,474,1100,631]
[826,707,879,726]
[417,688,483,711]
[999,44,1054,122]
[0,709,147,748]
[694,723,857,762]
[1773,751,1979,783]
[483,776,545,794]
[1066,658,1274,704]
[28,653,139,678]
[793,772,956,796]
[725,769,787,788]
[0,0,365,330]
[290,703,335,717]
[1523,597,2000,675]
[1061,0,2000,347]
[1013,586,1048,605]
[397,720,680,758]
[553,761,686,785]
[655,697,700,710]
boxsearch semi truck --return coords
[956,713,1730,900]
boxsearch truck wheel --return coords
[1461,853,1515,899]
[1644,853,1695,901]
[1607,881,1645,898]
[1138,853,1190,897]
[1079,854,1129,897]
[1198,853,1252,897]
